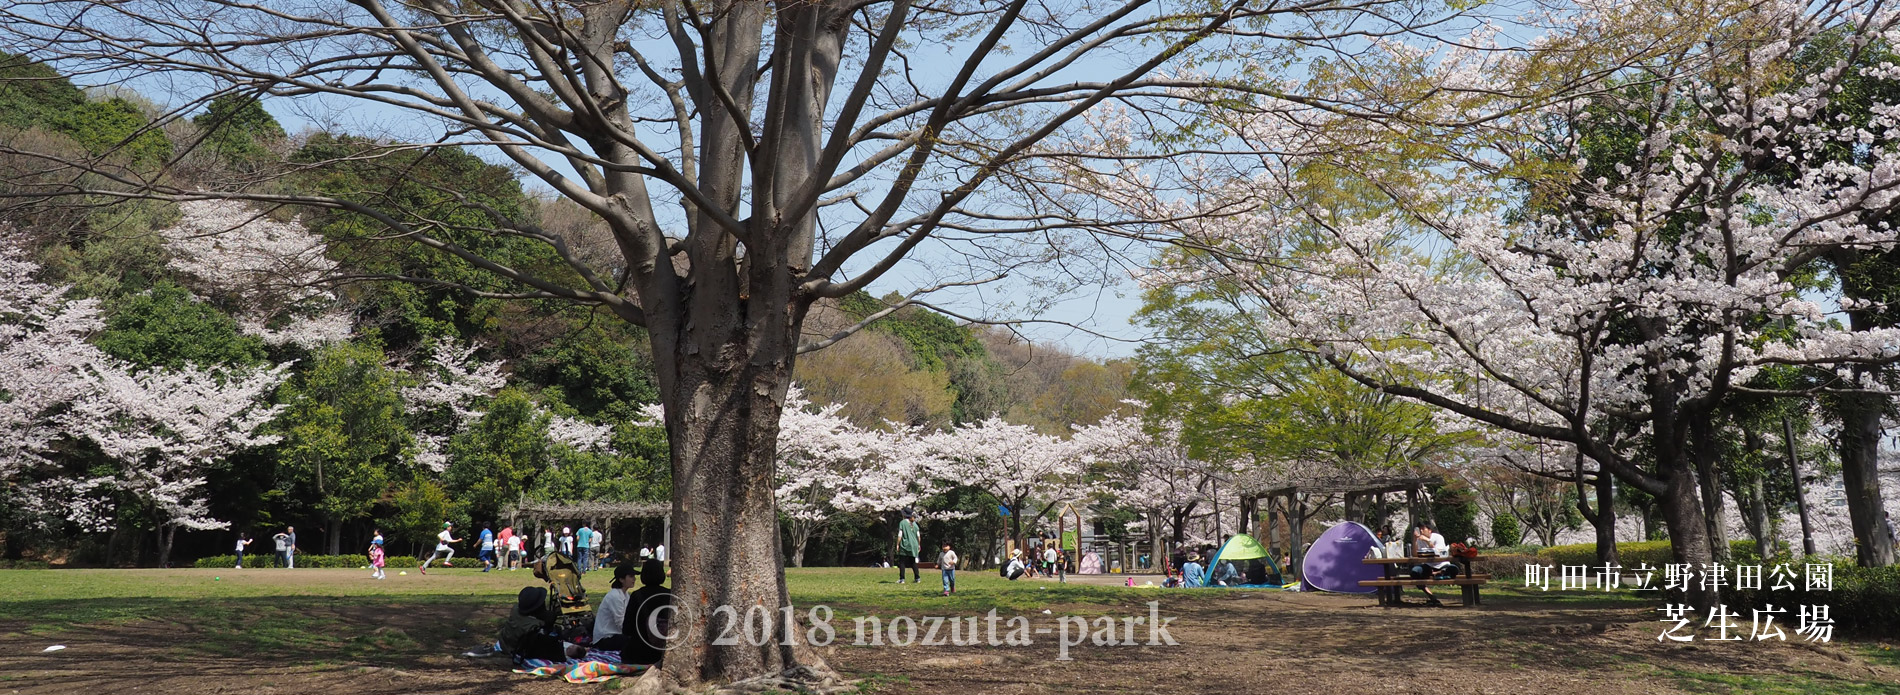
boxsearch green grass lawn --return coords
[0,566,1137,666]
[5,566,1895,695]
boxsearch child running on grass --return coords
[369,530,387,580]
[420,522,461,574]
[939,542,958,596]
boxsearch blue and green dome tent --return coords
[1203,533,1290,588]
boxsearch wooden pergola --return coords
[1236,471,1441,578]
[503,500,672,559]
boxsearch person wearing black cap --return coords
[894,509,921,584]
[591,562,638,647]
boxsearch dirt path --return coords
[1,586,1893,694]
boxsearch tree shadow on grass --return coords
[0,595,546,694]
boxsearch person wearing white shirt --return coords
[1408,523,1453,606]
[1004,550,1026,580]
[420,522,461,574]
[938,544,959,595]
[593,563,635,646]
[654,543,666,562]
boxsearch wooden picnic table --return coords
[1360,556,1488,606]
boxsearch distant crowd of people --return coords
[227,521,667,578]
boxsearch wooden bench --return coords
[1358,577,1489,606]
[1360,556,1490,606]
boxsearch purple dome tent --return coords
[1300,521,1383,593]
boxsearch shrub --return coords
[1536,540,1758,567]
[0,559,51,570]
[1724,564,1900,638]
[1428,479,1482,547]
[1489,515,1522,547]
[1476,553,1538,580]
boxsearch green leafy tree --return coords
[291,135,558,351]
[57,97,172,166]
[275,341,410,554]
[95,282,265,370]
[516,326,659,420]
[1489,513,1522,547]
[443,389,551,522]
[193,93,284,165]
[1427,478,1482,546]
[383,475,454,557]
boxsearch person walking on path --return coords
[506,530,524,569]
[895,510,921,584]
[234,534,252,568]
[421,522,461,574]
[479,524,497,572]
[541,528,555,562]
[576,525,595,571]
[369,530,387,580]
[590,525,604,567]
[559,527,576,559]
[939,543,959,596]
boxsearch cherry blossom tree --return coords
[1110,4,1900,603]
[930,416,1085,547]
[403,341,507,472]
[0,0,1665,682]
[774,387,876,567]
[1072,407,1231,551]
[162,199,351,348]
[0,244,109,489]
[66,362,287,567]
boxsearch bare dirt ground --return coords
[1,573,1895,695]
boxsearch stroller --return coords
[531,551,594,633]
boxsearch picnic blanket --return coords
[514,659,648,683]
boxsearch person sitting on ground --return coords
[1004,551,1028,580]
[1182,553,1206,588]
[1210,558,1239,586]
[621,559,673,666]
[499,586,569,665]
[1408,523,1455,606]
[581,563,638,662]
[1245,558,1270,585]
[595,563,636,641]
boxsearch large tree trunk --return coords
[1784,415,1818,556]
[1833,382,1896,567]
[789,522,811,568]
[659,363,816,685]
[327,518,342,556]
[156,525,175,568]
[1577,453,1618,566]
[1592,483,1619,566]
[1658,461,1718,610]
[1689,415,1731,563]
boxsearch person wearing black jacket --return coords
[621,559,673,666]
[498,586,567,664]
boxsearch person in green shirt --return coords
[895,509,921,584]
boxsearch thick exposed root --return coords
[620,656,855,695]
